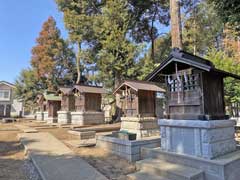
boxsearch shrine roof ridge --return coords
[73,84,107,94]
[145,48,240,81]
[113,79,165,94]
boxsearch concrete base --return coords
[43,112,48,121]
[96,135,160,162]
[159,119,236,159]
[70,111,104,125]
[46,117,58,124]
[57,111,71,124]
[141,147,240,180]
[36,112,43,121]
[121,116,159,139]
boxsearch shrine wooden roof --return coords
[73,85,107,94]
[113,80,165,94]
[145,48,240,81]
[58,87,73,95]
[43,91,61,101]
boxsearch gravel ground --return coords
[23,159,42,180]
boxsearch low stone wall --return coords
[57,111,71,124]
[121,116,159,139]
[159,119,236,159]
[96,135,160,162]
[36,112,43,121]
[43,112,48,121]
[71,111,104,125]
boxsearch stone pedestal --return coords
[159,119,236,159]
[70,111,104,125]
[121,117,159,140]
[57,111,71,124]
[36,111,43,121]
[46,117,58,124]
[43,112,48,121]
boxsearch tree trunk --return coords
[170,0,183,49]
[76,44,81,84]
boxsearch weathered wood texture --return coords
[118,89,156,117]
[138,90,155,117]
[85,93,101,111]
[166,69,226,120]
[61,95,75,111]
[75,93,102,112]
[48,101,61,117]
[202,72,225,118]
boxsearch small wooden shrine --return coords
[146,48,240,120]
[72,85,107,112]
[36,94,47,112]
[114,80,165,117]
[146,48,240,159]
[70,85,107,125]
[114,80,165,139]
[57,87,75,111]
[43,91,61,123]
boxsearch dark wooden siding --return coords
[138,90,155,117]
[202,72,225,118]
[61,95,75,111]
[48,101,61,117]
[85,93,101,111]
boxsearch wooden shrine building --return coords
[72,85,107,112]
[114,80,165,117]
[57,87,75,112]
[36,94,47,112]
[146,48,240,120]
[70,85,107,125]
[114,80,165,139]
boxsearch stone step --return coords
[127,171,171,180]
[136,158,204,180]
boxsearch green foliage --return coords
[55,0,102,84]
[94,0,140,89]
[183,1,223,55]
[210,0,240,28]
[137,34,171,80]
[206,49,240,114]
[15,69,44,108]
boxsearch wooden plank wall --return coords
[85,93,101,111]
[202,72,225,117]
[138,90,155,116]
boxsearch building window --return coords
[0,90,10,100]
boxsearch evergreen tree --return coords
[15,69,44,110]
[94,0,140,89]
[55,0,102,84]
[182,1,223,55]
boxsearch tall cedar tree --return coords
[170,0,182,49]
[182,1,223,55]
[31,16,75,90]
[94,0,140,89]
[55,0,102,84]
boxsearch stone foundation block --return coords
[159,119,236,159]
[57,111,71,124]
[120,116,160,139]
[70,111,104,125]
[36,112,43,121]
[43,112,48,121]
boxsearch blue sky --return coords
[0,0,67,83]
